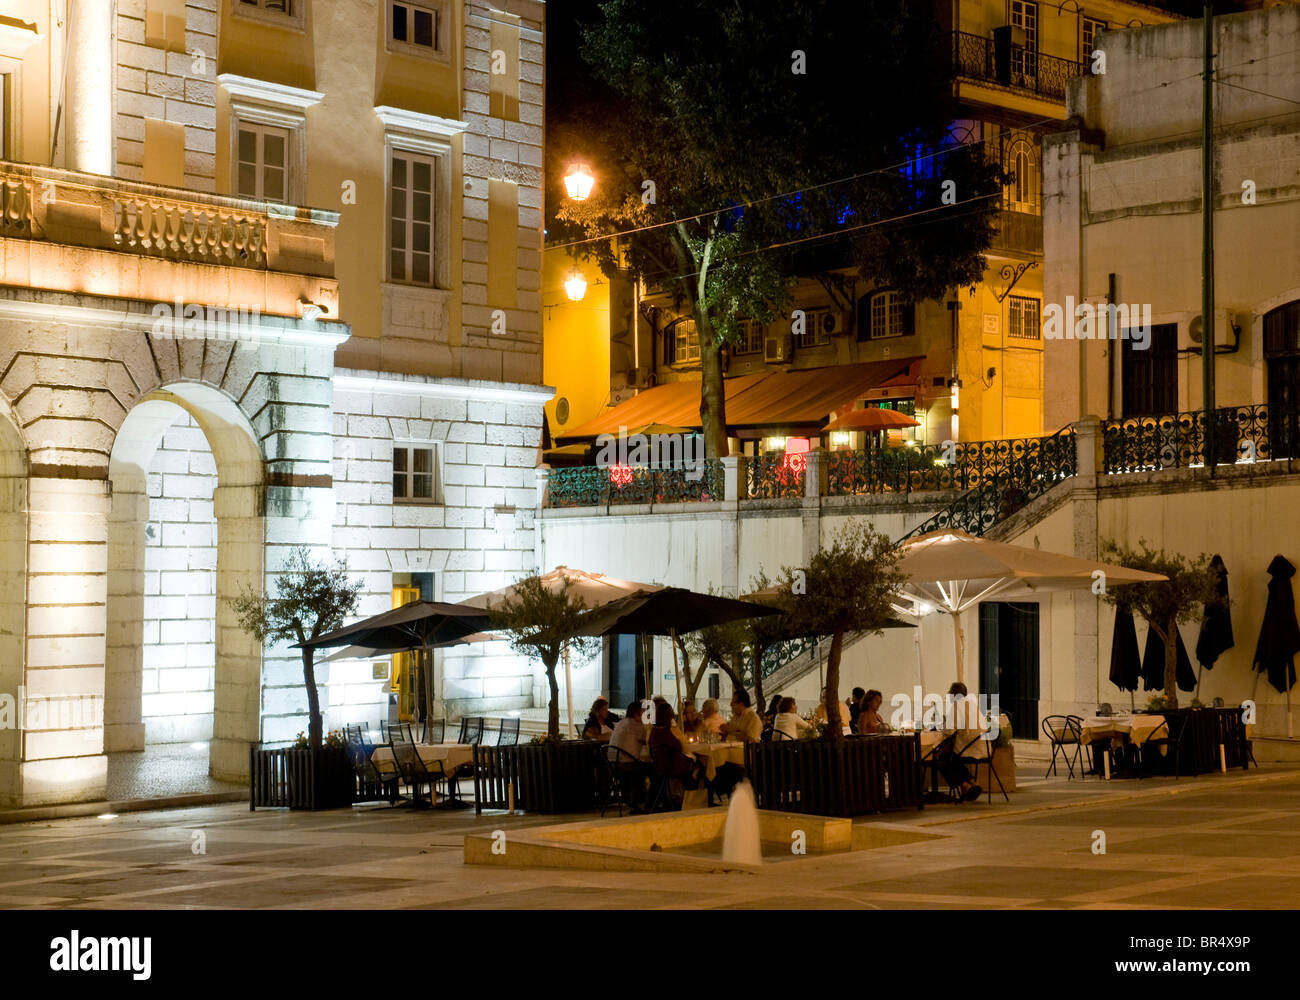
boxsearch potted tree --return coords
[231,546,362,809]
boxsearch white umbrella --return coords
[894,530,1167,700]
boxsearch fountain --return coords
[721,780,762,865]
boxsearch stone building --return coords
[0,0,549,809]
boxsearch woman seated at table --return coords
[680,700,704,735]
[699,699,725,736]
[773,697,814,740]
[764,694,783,723]
[582,698,619,742]
[648,703,703,790]
[813,688,853,734]
[856,690,890,734]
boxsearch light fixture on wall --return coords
[949,377,962,439]
[564,271,587,301]
[563,162,595,201]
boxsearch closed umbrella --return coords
[1108,608,1141,709]
[1253,554,1300,736]
[1141,622,1195,693]
[1194,554,1234,696]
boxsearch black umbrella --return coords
[298,601,492,726]
[1108,608,1141,708]
[572,588,781,709]
[1195,554,1234,696]
[1141,622,1196,693]
[1253,556,1300,739]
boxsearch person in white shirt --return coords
[812,687,853,734]
[773,697,815,740]
[608,701,652,812]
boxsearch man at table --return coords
[723,690,763,743]
[609,701,653,812]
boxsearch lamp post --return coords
[563,162,595,202]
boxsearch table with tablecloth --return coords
[370,742,475,776]
[681,739,745,781]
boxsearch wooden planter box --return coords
[249,744,360,811]
[746,733,924,817]
[473,740,603,814]
[971,745,1017,792]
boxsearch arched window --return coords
[1004,136,1039,214]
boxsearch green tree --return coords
[768,522,904,739]
[549,0,1002,458]
[229,546,362,752]
[486,576,602,739]
[1100,540,1220,710]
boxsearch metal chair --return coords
[1041,715,1087,779]
[601,744,645,817]
[1135,717,1188,779]
[646,741,681,813]
[422,718,446,744]
[954,731,1008,803]
[345,737,401,805]
[384,721,415,745]
[770,727,795,740]
[497,717,521,746]
[457,716,484,745]
[391,739,447,806]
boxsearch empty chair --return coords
[384,721,415,745]
[422,718,446,744]
[497,717,521,746]
[1041,715,1087,779]
[600,744,645,817]
[457,716,484,745]
[1135,717,1188,779]
[345,739,401,805]
[391,739,446,806]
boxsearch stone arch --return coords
[105,381,265,783]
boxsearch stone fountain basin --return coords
[463,809,944,873]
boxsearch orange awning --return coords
[555,360,919,443]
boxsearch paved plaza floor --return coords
[1,765,1298,910]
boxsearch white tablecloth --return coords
[370,742,475,776]
[683,740,745,781]
[1077,715,1167,747]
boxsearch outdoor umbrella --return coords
[1195,554,1234,696]
[571,588,782,712]
[462,567,665,735]
[298,601,492,727]
[1108,608,1141,708]
[1140,622,1196,693]
[894,530,1168,698]
[823,409,921,433]
[319,633,503,662]
[1253,554,1300,736]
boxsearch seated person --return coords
[699,699,725,736]
[856,689,891,734]
[849,687,867,731]
[812,687,854,734]
[609,701,653,811]
[773,697,815,740]
[764,694,783,723]
[933,682,983,801]
[722,690,763,743]
[648,703,702,793]
[680,699,704,735]
[582,698,618,742]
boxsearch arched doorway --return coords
[105,383,264,786]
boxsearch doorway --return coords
[978,601,1040,740]
[391,573,433,723]
[606,634,650,709]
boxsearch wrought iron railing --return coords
[745,453,806,500]
[827,431,1077,498]
[759,636,819,680]
[1102,403,1295,474]
[951,31,1088,101]
[545,461,725,509]
[898,425,1078,539]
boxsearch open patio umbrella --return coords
[1108,608,1141,709]
[823,408,921,433]
[462,567,665,734]
[298,601,492,727]
[571,588,782,712]
[895,530,1168,698]
[1140,621,1196,693]
[1195,554,1234,696]
[1253,554,1300,736]
[320,633,503,662]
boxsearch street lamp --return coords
[563,162,595,201]
[949,377,963,440]
[564,270,588,301]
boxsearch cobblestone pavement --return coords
[105,745,245,801]
[2,766,1298,910]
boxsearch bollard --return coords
[508,784,515,815]
[1219,743,1227,773]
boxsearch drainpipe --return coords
[1201,3,1217,474]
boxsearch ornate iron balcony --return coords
[951,31,1087,102]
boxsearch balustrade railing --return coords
[1102,403,1293,473]
[112,193,267,267]
[545,461,725,509]
[951,31,1087,101]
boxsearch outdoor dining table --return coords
[370,742,475,776]
[1068,715,1167,778]
[681,739,745,782]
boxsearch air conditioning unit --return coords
[820,309,848,337]
[1182,310,1241,351]
[764,335,790,363]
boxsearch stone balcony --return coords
[0,162,340,322]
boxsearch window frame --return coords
[392,442,442,505]
[670,320,701,365]
[388,148,440,288]
[732,319,765,357]
[1010,0,1039,80]
[865,290,913,340]
[233,0,307,32]
[1007,295,1042,340]
[234,120,292,203]
[386,0,451,63]
[1004,134,1040,214]
[1081,16,1106,64]
[378,108,461,291]
[220,75,323,207]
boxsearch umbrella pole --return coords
[641,633,651,702]
[423,639,433,741]
[952,610,966,690]
[671,628,683,711]
[1196,664,1203,700]
[563,642,576,740]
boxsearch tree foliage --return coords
[486,575,602,738]
[1099,540,1220,709]
[229,546,362,751]
[549,0,1003,457]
